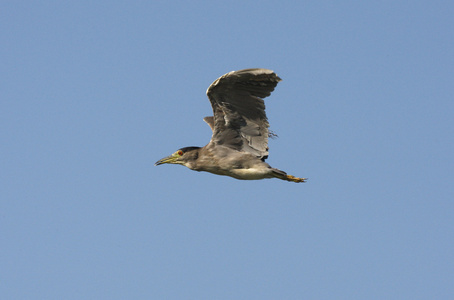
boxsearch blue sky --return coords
[1,1,453,299]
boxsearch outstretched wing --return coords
[205,68,281,158]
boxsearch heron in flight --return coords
[155,68,306,183]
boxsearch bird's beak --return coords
[154,154,179,166]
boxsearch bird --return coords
[155,68,306,183]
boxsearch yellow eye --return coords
[177,150,184,156]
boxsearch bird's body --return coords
[155,68,306,183]
[181,145,279,180]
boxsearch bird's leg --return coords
[285,175,307,183]
[271,168,306,183]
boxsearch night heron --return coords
[155,68,306,183]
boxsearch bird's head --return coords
[155,146,201,169]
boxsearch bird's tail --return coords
[271,168,307,183]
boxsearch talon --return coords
[286,175,307,183]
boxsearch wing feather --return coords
[205,68,281,158]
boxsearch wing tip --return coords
[207,68,281,94]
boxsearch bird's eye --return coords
[177,150,184,156]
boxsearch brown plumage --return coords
[155,68,306,183]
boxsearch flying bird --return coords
[155,68,306,183]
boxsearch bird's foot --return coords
[286,175,307,183]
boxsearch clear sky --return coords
[1,1,453,299]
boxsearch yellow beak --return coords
[155,153,180,166]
